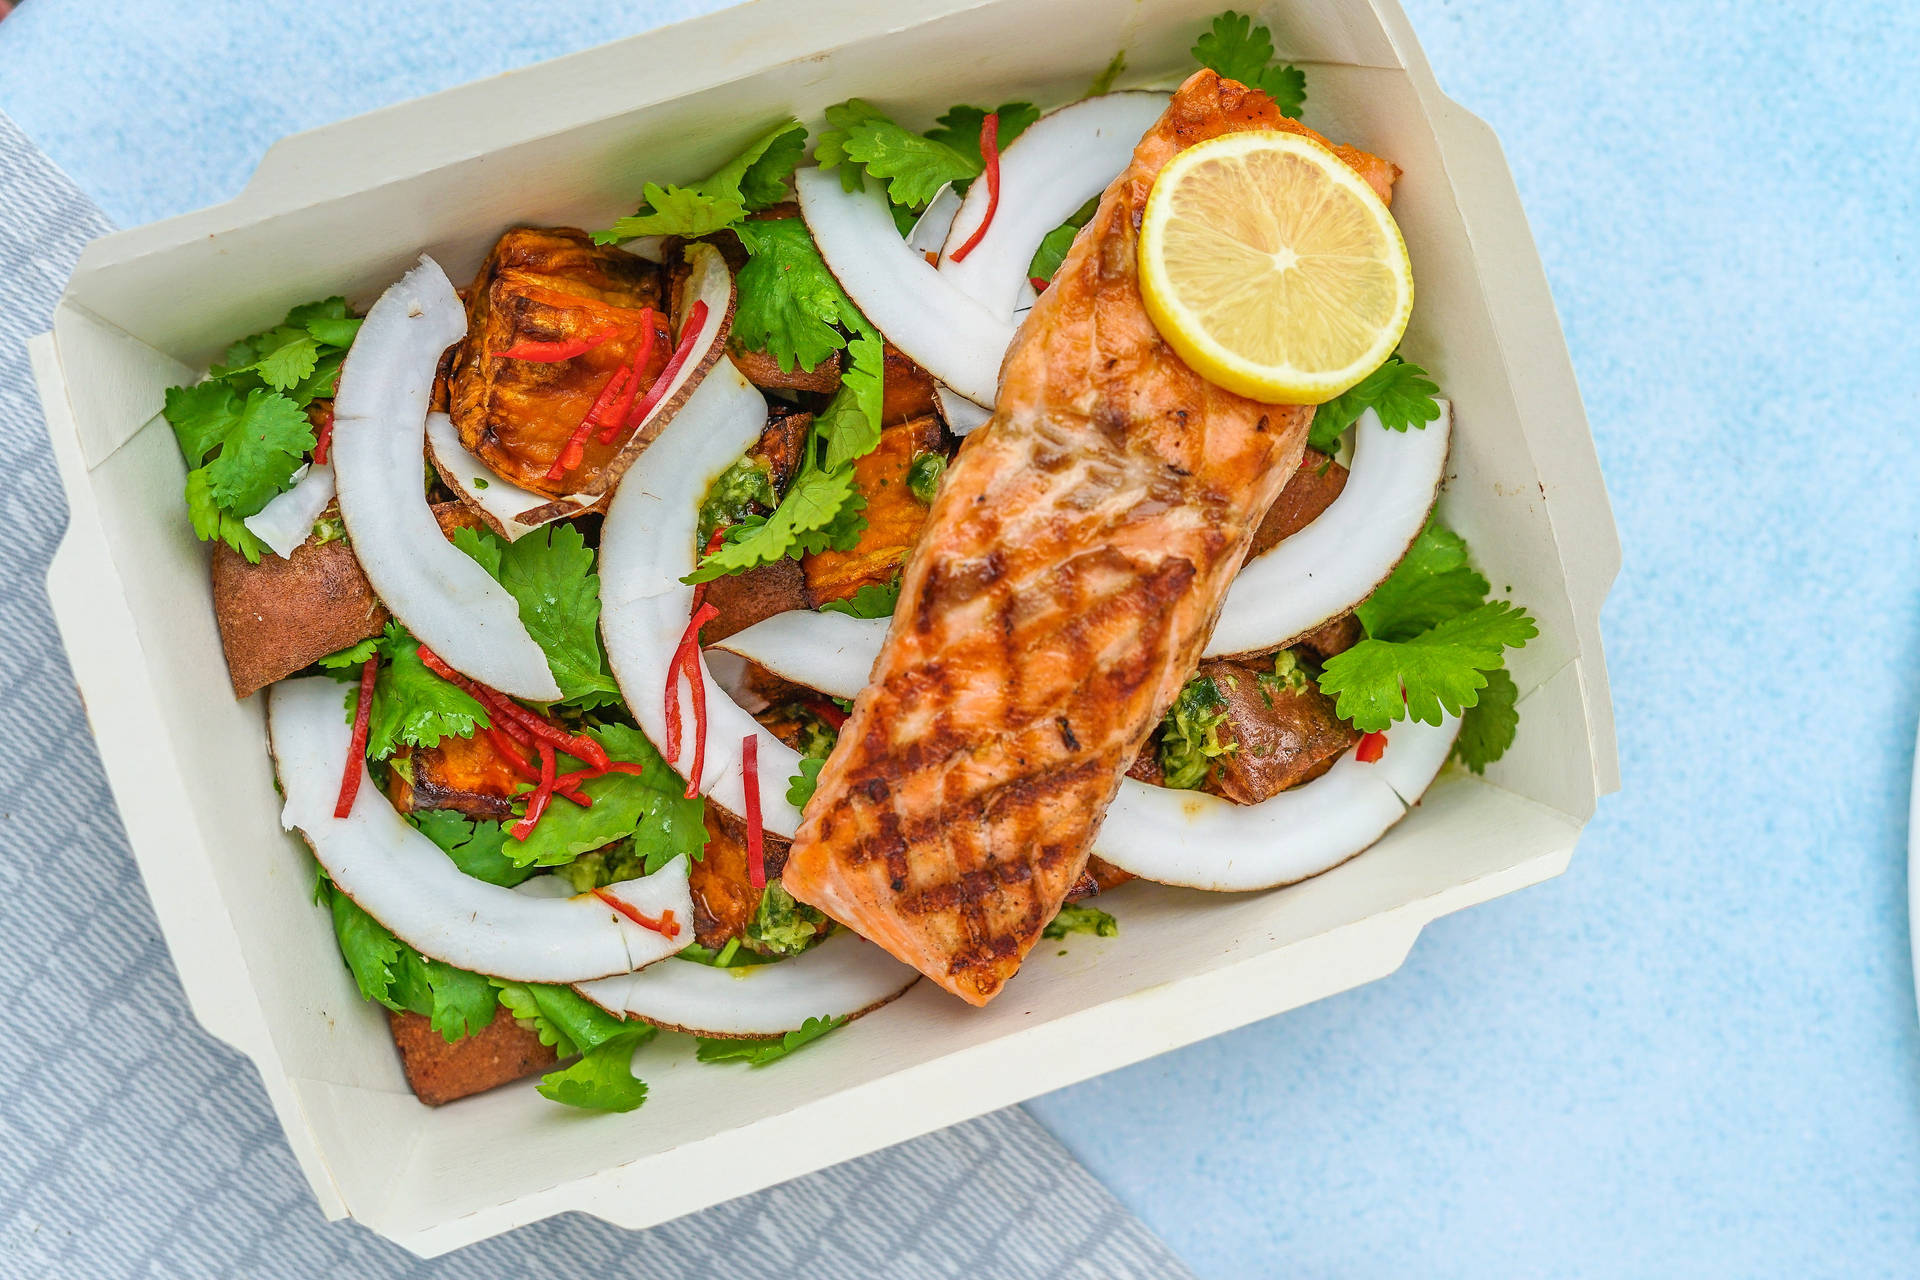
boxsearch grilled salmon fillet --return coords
[782,71,1399,1004]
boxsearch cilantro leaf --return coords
[1193,11,1306,118]
[317,636,381,669]
[184,467,270,563]
[814,98,893,192]
[695,1014,846,1066]
[1357,523,1491,643]
[493,979,633,1059]
[505,724,707,871]
[787,756,826,809]
[1309,354,1443,452]
[357,624,490,761]
[423,962,499,1042]
[165,383,314,516]
[452,523,620,707]
[1044,903,1118,939]
[817,327,885,472]
[840,117,980,210]
[924,102,1040,170]
[1452,667,1519,775]
[1318,601,1537,731]
[1028,197,1099,287]
[818,580,899,619]
[536,1027,655,1112]
[685,464,866,583]
[596,118,807,241]
[733,218,863,373]
[413,810,533,888]
[325,880,403,1007]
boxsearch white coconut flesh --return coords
[1206,403,1452,659]
[330,256,560,700]
[597,356,806,837]
[1092,714,1463,892]
[423,412,555,542]
[937,91,1170,318]
[794,166,1014,407]
[574,928,919,1036]
[521,241,737,524]
[934,383,993,435]
[711,610,887,700]
[268,678,692,981]
[244,461,335,559]
[906,184,962,255]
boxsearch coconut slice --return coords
[269,677,691,981]
[330,256,560,700]
[1093,714,1462,892]
[598,357,806,837]
[424,412,553,542]
[574,928,919,1036]
[244,462,335,559]
[934,383,993,435]
[1207,403,1452,658]
[794,166,1014,406]
[906,184,962,255]
[712,610,888,697]
[938,91,1170,318]
[517,240,737,526]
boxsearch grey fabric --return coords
[0,110,1195,1280]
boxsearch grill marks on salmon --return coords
[782,71,1400,1005]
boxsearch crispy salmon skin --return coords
[782,72,1397,1004]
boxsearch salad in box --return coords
[151,9,1539,1115]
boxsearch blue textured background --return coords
[6,0,1920,1274]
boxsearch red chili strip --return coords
[802,695,848,732]
[946,113,1002,263]
[508,742,558,840]
[334,656,379,818]
[611,300,708,444]
[663,602,720,766]
[311,403,336,465]
[679,644,708,801]
[489,725,590,808]
[1029,275,1050,294]
[414,644,610,771]
[592,313,660,445]
[743,734,765,890]
[591,888,681,938]
[495,331,616,362]
[552,760,650,791]
[1356,732,1388,764]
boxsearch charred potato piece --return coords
[388,1005,557,1106]
[211,502,484,700]
[689,805,793,949]
[702,559,809,644]
[388,731,524,821]
[449,227,671,498]
[1066,856,1134,901]
[1248,448,1348,558]
[803,414,945,605]
[731,346,842,395]
[881,343,938,425]
[1200,658,1359,805]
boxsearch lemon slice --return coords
[1139,130,1413,405]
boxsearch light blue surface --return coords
[6,0,1920,1274]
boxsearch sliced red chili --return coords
[1356,731,1388,764]
[489,725,590,808]
[591,888,681,938]
[663,601,720,767]
[495,331,616,362]
[743,734,765,890]
[414,644,610,771]
[1029,275,1050,294]
[311,403,336,466]
[611,299,709,444]
[946,113,1002,263]
[802,695,848,732]
[592,313,660,444]
[334,656,379,818]
[508,742,557,840]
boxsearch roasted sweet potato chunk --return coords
[731,346,841,395]
[388,1005,557,1106]
[803,415,945,605]
[1201,658,1358,805]
[688,805,793,948]
[702,559,809,644]
[388,731,523,821]
[880,344,938,425]
[448,227,671,497]
[1248,448,1347,558]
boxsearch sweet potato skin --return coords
[388,1005,557,1106]
[388,731,523,821]
[212,538,387,699]
[1248,449,1347,558]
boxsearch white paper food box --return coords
[31,0,1618,1255]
